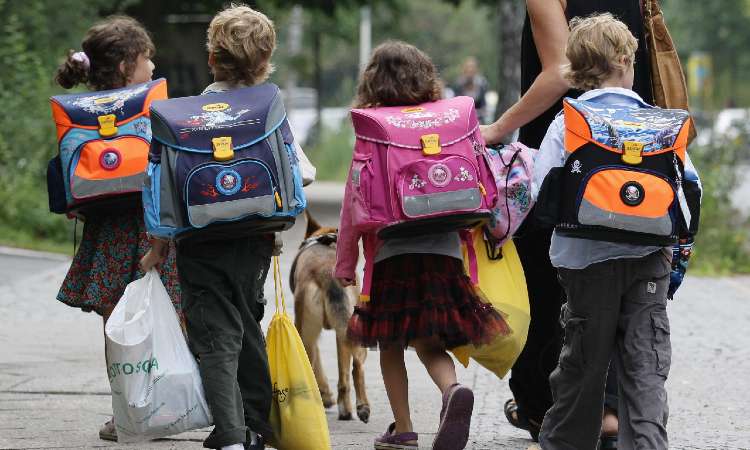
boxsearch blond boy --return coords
[532,14,699,450]
[143,5,282,450]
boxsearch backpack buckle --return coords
[97,114,118,137]
[212,137,234,161]
[621,141,644,165]
[421,134,441,156]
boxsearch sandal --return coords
[433,383,474,450]
[504,398,541,442]
[599,435,617,449]
[374,422,418,449]
[98,417,117,442]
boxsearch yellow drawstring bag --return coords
[451,228,531,379]
[266,256,331,450]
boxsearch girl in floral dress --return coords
[53,15,180,442]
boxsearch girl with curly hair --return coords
[335,40,509,450]
[53,15,181,442]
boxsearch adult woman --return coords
[481,0,654,445]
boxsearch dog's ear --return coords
[305,210,322,238]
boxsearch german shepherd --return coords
[289,212,370,422]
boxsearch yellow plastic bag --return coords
[451,228,531,379]
[266,256,331,450]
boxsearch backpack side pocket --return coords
[47,155,67,214]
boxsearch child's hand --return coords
[337,277,356,287]
[140,238,169,272]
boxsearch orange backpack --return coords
[48,79,167,215]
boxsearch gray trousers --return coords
[177,236,274,449]
[539,250,672,450]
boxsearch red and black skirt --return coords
[347,254,509,349]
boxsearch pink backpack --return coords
[349,97,497,238]
[482,143,535,258]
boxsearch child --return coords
[53,15,181,442]
[140,5,313,450]
[335,41,510,450]
[531,14,700,450]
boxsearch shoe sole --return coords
[98,431,117,442]
[432,386,474,450]
[374,442,417,450]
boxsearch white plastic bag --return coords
[105,270,212,442]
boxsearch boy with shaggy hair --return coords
[141,5,314,450]
[531,13,700,450]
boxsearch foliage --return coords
[306,124,355,182]
[688,129,750,274]
[662,0,750,108]
[0,0,120,250]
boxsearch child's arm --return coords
[294,141,317,186]
[531,114,566,200]
[334,168,362,285]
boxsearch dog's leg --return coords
[335,330,354,420]
[295,285,334,409]
[351,344,370,423]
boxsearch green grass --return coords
[0,224,75,256]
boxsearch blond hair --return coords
[562,13,638,91]
[206,4,276,86]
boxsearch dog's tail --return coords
[326,280,351,330]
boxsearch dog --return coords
[289,211,370,422]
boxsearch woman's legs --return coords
[412,337,457,394]
[380,345,415,438]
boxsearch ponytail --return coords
[54,50,90,89]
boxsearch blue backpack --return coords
[143,83,306,240]
[48,79,167,215]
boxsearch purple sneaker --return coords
[374,422,418,449]
[433,384,474,450]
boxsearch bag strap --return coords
[273,255,287,313]
[460,230,480,286]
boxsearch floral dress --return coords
[57,202,180,316]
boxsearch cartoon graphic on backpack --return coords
[536,97,701,245]
[143,83,306,240]
[48,79,167,215]
[348,96,497,238]
[482,142,535,259]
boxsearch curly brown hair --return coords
[354,40,442,109]
[54,15,155,91]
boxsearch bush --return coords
[689,133,750,274]
[306,124,355,182]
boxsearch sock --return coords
[221,444,244,450]
[248,431,259,445]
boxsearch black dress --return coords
[509,0,653,425]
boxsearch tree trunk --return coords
[496,0,524,141]
[312,16,323,146]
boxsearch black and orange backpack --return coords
[536,97,701,245]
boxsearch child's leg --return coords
[615,252,671,450]
[235,239,273,440]
[177,242,249,449]
[380,345,415,436]
[539,262,624,450]
[412,337,457,393]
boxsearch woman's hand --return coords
[481,122,505,146]
[337,277,356,287]
[140,238,169,272]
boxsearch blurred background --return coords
[1,0,748,273]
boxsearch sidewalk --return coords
[1,192,750,448]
